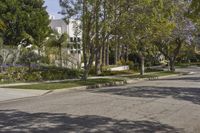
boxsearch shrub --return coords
[39,66,81,80]
[40,56,50,64]
[89,66,96,76]
[17,49,41,71]
[117,59,127,66]
[6,67,29,81]
[126,61,134,70]
[24,71,42,81]
[145,68,163,72]
[4,66,82,82]
[0,73,5,81]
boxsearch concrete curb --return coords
[0,79,80,87]
[0,72,188,98]
[48,74,182,95]
[48,80,127,94]
[48,73,184,94]
[125,74,183,84]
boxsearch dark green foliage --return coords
[40,66,81,80]
[188,0,200,21]
[126,61,134,70]
[18,49,41,70]
[145,68,164,73]
[0,0,50,46]
[3,66,82,82]
[6,67,30,81]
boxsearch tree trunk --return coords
[95,47,101,75]
[140,56,145,75]
[117,43,120,61]
[125,45,129,62]
[169,58,175,72]
[121,44,125,61]
[115,44,118,64]
[37,46,41,65]
[82,0,87,80]
[94,0,101,75]
[59,46,62,67]
[101,42,105,71]
[106,42,109,65]
[83,67,89,80]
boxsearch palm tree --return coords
[48,32,68,67]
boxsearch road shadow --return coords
[0,110,181,133]
[89,86,200,105]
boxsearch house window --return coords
[77,38,81,42]
[77,44,81,49]
[74,37,77,42]
[70,37,73,42]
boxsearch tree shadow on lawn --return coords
[0,110,182,133]
[89,86,200,105]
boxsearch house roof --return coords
[50,19,68,34]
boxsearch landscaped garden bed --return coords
[0,66,82,83]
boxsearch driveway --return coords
[0,67,200,133]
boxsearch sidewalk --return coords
[0,88,49,102]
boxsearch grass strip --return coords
[4,78,124,90]
[123,71,179,79]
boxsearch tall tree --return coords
[118,0,167,75]
[154,0,193,71]
[27,0,51,55]
[0,0,50,47]
[60,0,101,79]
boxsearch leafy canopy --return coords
[0,0,50,46]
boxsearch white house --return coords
[49,18,82,69]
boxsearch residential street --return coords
[0,67,200,133]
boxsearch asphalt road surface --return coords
[0,66,200,133]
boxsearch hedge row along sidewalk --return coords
[2,79,126,90]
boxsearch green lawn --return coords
[123,71,179,79]
[3,78,124,90]
[176,62,200,68]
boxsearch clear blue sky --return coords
[44,0,63,19]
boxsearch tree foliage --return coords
[47,32,68,67]
[0,0,50,47]
[59,0,199,78]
